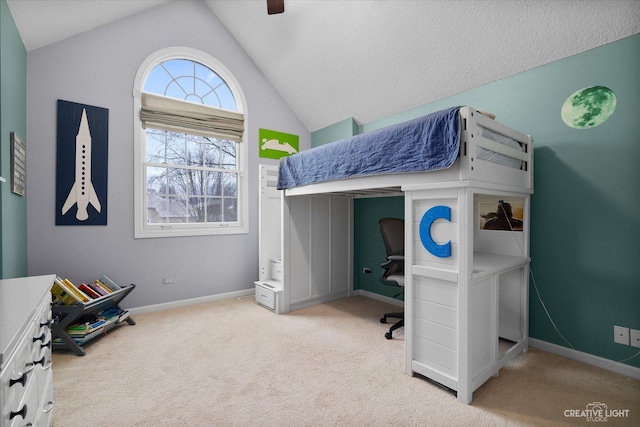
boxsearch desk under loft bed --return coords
[262,106,533,404]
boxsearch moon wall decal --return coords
[561,86,617,129]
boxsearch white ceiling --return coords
[7,0,640,131]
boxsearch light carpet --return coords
[51,296,640,426]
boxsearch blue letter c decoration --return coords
[419,206,452,258]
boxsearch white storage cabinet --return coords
[403,184,530,404]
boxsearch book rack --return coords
[51,284,136,356]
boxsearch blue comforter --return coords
[277,107,461,190]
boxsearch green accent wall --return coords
[353,197,404,298]
[311,117,360,147]
[0,0,28,278]
[312,34,640,368]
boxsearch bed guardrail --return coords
[461,107,533,191]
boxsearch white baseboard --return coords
[127,288,255,315]
[290,290,350,312]
[353,289,404,307]
[127,288,397,316]
[529,338,640,380]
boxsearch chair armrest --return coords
[381,258,404,277]
[381,259,402,267]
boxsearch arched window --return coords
[133,47,247,238]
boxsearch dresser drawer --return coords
[1,334,32,409]
[35,367,54,427]
[255,283,276,310]
[0,355,24,424]
[270,258,283,282]
[7,373,38,427]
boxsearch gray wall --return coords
[26,0,309,308]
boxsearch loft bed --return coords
[267,106,533,404]
[278,106,532,197]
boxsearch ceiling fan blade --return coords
[267,0,284,15]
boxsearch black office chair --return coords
[378,218,405,340]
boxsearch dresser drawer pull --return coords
[10,404,27,420]
[11,363,35,386]
[32,332,46,343]
[43,400,54,414]
[9,372,27,387]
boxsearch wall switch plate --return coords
[630,329,640,348]
[614,325,630,345]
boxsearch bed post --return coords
[404,189,414,376]
[457,186,474,404]
[458,106,471,182]
[281,193,291,313]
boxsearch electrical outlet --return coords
[162,278,174,285]
[614,325,629,345]
[363,267,371,274]
[630,329,640,348]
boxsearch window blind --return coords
[140,92,244,142]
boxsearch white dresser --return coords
[0,275,55,427]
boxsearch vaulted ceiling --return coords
[7,0,640,131]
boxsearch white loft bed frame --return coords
[260,106,533,404]
[282,107,532,197]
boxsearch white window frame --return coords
[133,47,248,238]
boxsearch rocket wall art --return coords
[56,100,108,225]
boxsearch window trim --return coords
[133,47,248,238]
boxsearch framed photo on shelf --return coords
[10,132,26,196]
[478,200,523,231]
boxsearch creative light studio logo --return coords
[564,402,630,422]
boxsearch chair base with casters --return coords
[380,312,404,340]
